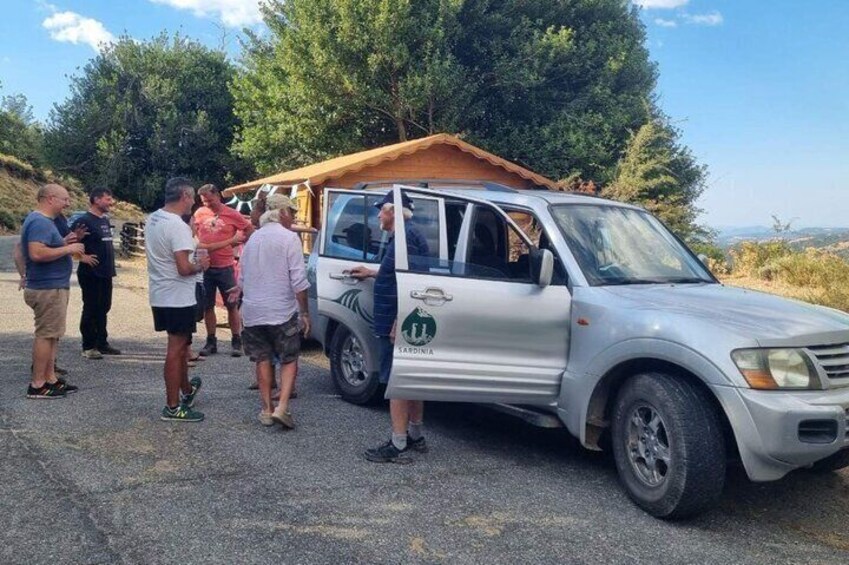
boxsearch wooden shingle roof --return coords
[223,133,557,195]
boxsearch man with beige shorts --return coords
[21,184,85,398]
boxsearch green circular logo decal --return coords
[401,307,437,346]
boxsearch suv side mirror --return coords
[697,253,708,264]
[530,248,554,288]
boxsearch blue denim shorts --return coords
[377,336,393,384]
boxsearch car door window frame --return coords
[390,185,541,283]
[320,189,447,264]
[499,205,569,286]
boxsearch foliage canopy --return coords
[603,119,708,240]
[0,83,44,167]
[45,34,252,209]
[233,0,658,184]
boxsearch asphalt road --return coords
[2,266,849,565]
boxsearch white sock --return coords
[391,433,407,451]
[408,421,423,441]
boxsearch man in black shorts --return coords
[145,177,210,422]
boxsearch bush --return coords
[0,209,19,230]
[689,242,729,275]
[766,249,849,288]
[0,152,35,178]
[729,241,792,277]
[728,243,849,312]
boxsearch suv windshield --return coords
[551,204,714,286]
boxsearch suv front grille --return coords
[807,343,849,382]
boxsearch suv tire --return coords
[611,372,726,519]
[329,325,381,405]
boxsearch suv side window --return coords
[323,193,383,262]
[459,204,547,283]
[322,191,442,263]
[504,208,568,286]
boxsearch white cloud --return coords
[654,18,678,28]
[149,0,263,27]
[633,0,689,9]
[42,11,116,52]
[683,11,724,26]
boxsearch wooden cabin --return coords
[223,133,558,249]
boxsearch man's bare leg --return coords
[179,339,191,396]
[257,360,275,414]
[203,307,217,338]
[409,401,424,425]
[274,361,298,416]
[390,399,411,436]
[45,339,60,384]
[164,333,190,407]
[226,304,241,336]
[31,337,54,388]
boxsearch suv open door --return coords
[385,186,571,405]
[317,188,446,403]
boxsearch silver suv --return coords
[307,185,849,519]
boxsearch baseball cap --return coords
[265,193,299,211]
[374,191,415,211]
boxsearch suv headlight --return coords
[731,348,821,390]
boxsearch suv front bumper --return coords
[713,385,849,481]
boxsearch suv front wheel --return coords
[611,372,726,519]
[329,325,380,405]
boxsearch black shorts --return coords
[203,266,237,310]
[242,315,302,363]
[152,306,197,336]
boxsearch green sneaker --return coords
[180,376,202,408]
[160,404,204,422]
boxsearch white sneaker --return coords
[258,412,274,426]
[82,349,103,360]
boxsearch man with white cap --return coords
[231,194,311,427]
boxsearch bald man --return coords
[21,184,85,399]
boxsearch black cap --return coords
[374,191,415,211]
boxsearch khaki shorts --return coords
[24,288,70,339]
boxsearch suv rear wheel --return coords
[329,325,380,404]
[611,372,726,519]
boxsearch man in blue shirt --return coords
[350,192,430,463]
[20,184,85,399]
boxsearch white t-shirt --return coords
[145,208,196,307]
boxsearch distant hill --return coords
[0,153,143,234]
[716,226,849,260]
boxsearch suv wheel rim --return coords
[626,403,671,487]
[340,333,366,387]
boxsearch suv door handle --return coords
[329,272,359,284]
[410,287,453,305]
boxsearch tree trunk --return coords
[396,116,407,142]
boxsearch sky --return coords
[0,0,847,229]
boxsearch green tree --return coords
[0,84,44,166]
[233,0,468,174]
[603,119,708,241]
[455,0,657,183]
[233,0,659,183]
[45,34,252,209]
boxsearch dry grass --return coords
[0,159,144,233]
[719,242,849,313]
